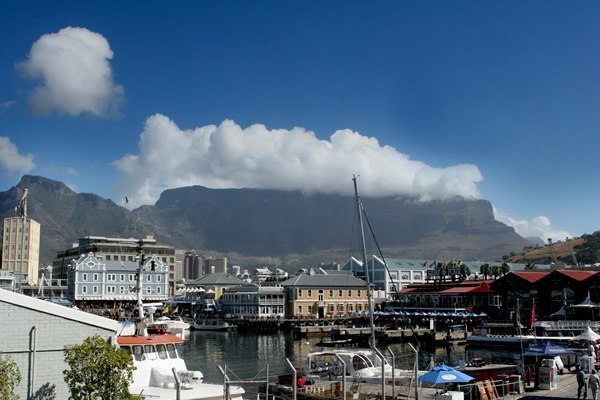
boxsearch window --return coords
[132,345,144,361]
[166,344,177,359]
[328,304,335,312]
[146,286,152,294]
[329,290,333,298]
[307,289,312,298]
[156,344,168,360]
[298,305,303,315]
[82,273,87,282]
[82,286,87,294]
[348,289,352,297]
[308,305,312,314]
[157,275,161,282]
[105,255,111,260]
[338,304,344,311]
[339,290,343,298]
[93,286,98,294]
[120,286,125,294]
[348,304,354,312]
[93,273,98,281]
[157,286,161,294]
[298,289,302,298]
[120,274,125,281]
[146,274,151,282]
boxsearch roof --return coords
[281,273,368,288]
[398,280,493,295]
[190,272,246,286]
[0,288,119,331]
[117,333,184,346]
[510,271,551,283]
[555,270,599,281]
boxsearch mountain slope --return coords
[1,175,532,264]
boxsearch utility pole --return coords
[547,238,557,264]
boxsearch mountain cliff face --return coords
[1,175,531,264]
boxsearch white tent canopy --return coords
[570,326,600,342]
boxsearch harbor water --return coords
[179,330,525,385]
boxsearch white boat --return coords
[193,318,231,331]
[116,253,245,400]
[304,348,420,385]
[156,315,191,330]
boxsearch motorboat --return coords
[303,348,420,385]
[193,318,232,331]
[116,255,245,400]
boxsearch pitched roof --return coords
[281,273,367,288]
[510,271,550,283]
[0,288,119,331]
[555,270,599,281]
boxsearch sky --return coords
[0,1,598,243]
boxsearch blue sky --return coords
[0,1,598,242]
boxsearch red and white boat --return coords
[116,258,245,400]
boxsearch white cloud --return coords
[16,27,123,116]
[493,207,571,242]
[0,137,35,176]
[113,114,483,208]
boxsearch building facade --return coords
[221,285,285,318]
[54,235,178,295]
[281,273,371,318]
[67,252,168,304]
[1,216,41,285]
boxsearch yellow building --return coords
[2,216,41,285]
[281,273,371,318]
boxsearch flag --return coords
[172,306,179,315]
[162,305,169,314]
[530,302,536,327]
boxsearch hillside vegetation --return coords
[507,233,600,265]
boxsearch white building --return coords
[67,253,168,302]
[221,285,285,318]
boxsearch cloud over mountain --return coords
[16,26,123,116]
[113,114,483,207]
[493,207,571,243]
[0,136,34,176]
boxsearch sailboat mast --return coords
[353,175,376,349]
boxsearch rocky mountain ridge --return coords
[1,175,532,265]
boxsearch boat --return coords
[193,318,232,331]
[467,322,535,348]
[303,348,419,385]
[156,315,191,330]
[116,249,245,400]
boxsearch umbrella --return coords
[570,326,600,342]
[523,342,575,356]
[418,364,474,386]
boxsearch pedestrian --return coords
[589,370,600,400]
[578,365,588,400]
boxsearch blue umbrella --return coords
[419,364,474,386]
[523,342,575,356]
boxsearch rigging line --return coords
[361,205,421,348]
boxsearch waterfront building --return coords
[491,269,600,322]
[221,284,285,318]
[67,252,168,306]
[53,235,178,295]
[0,288,119,399]
[391,279,500,316]
[281,272,371,318]
[183,272,247,314]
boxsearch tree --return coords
[0,353,21,400]
[63,335,135,400]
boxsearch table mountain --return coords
[1,175,531,265]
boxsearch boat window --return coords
[166,344,178,359]
[352,355,369,371]
[132,345,144,361]
[156,344,168,359]
[144,345,157,360]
